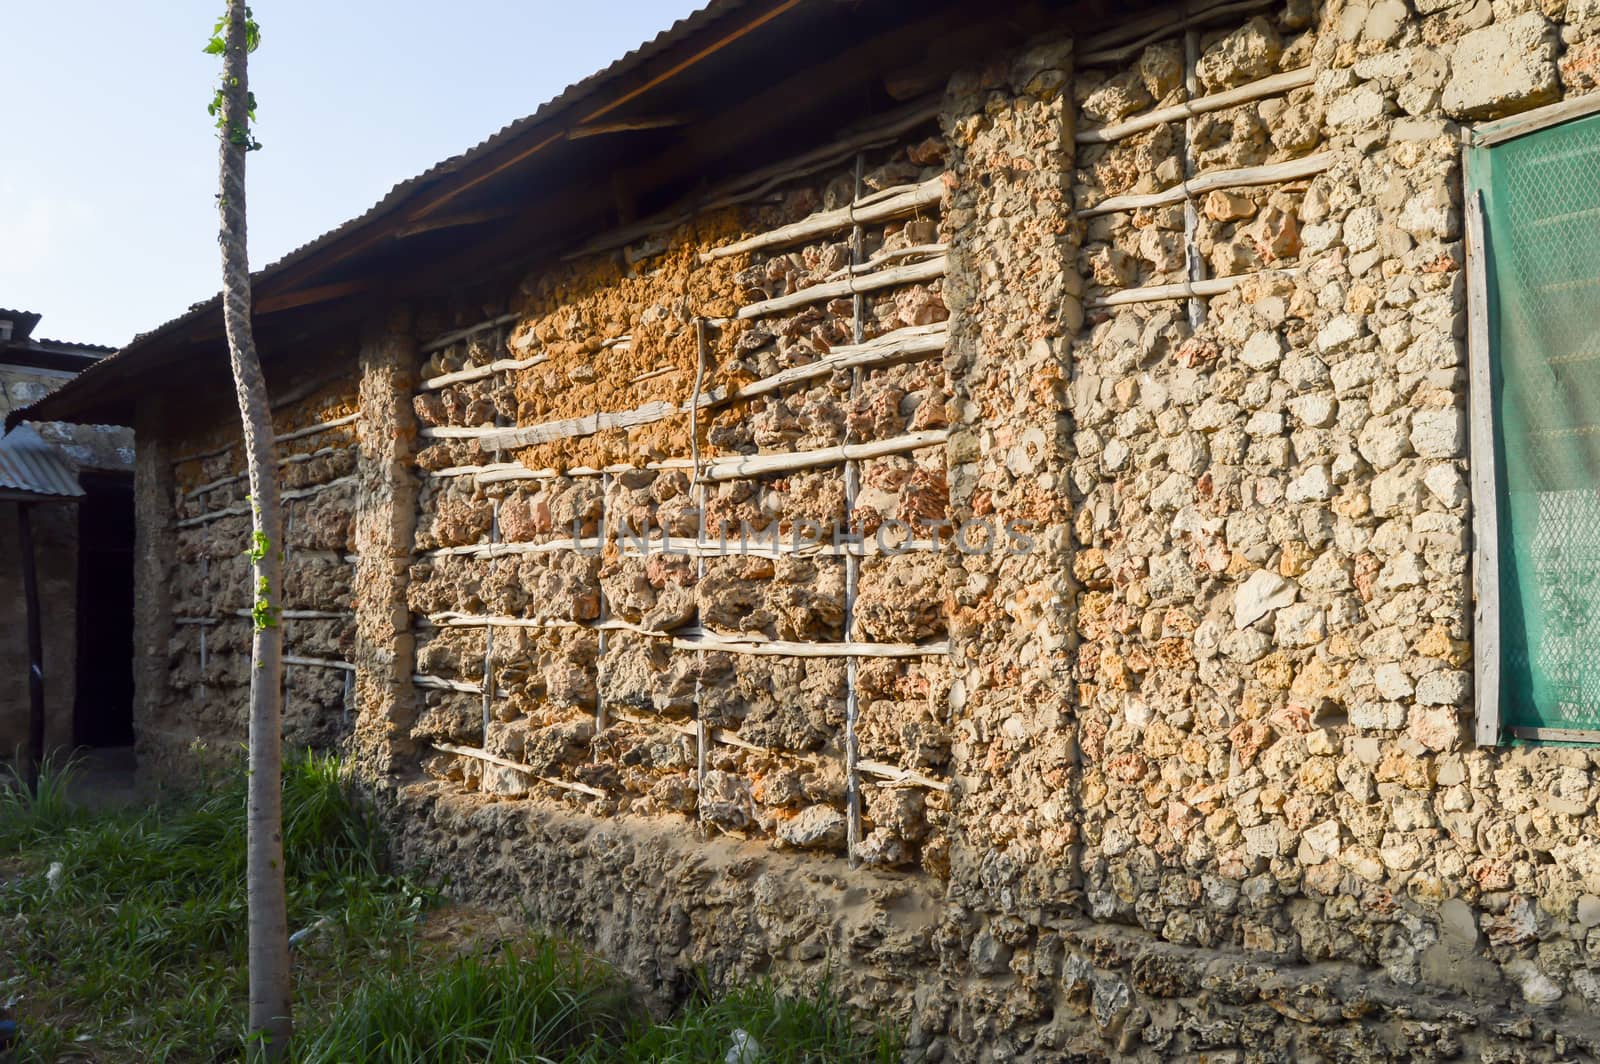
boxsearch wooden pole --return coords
[1075,68,1314,145]
[18,503,45,796]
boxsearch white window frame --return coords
[1464,90,1600,745]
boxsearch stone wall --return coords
[940,0,1600,1058]
[127,0,1600,1058]
[0,501,77,759]
[149,348,362,775]
[403,123,954,871]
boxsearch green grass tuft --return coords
[0,754,904,1063]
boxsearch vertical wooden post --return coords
[1465,184,1502,746]
[18,503,45,795]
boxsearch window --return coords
[1466,96,1600,743]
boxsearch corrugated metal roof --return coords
[9,0,753,430]
[0,423,84,499]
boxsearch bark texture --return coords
[217,2,292,1056]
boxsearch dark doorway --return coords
[74,472,135,748]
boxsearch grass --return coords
[0,755,904,1063]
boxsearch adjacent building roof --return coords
[0,423,84,500]
[0,307,114,374]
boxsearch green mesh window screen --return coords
[1468,111,1600,738]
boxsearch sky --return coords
[1,1,705,347]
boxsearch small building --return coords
[1,310,135,772]
[17,0,1600,1057]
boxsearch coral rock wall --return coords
[156,356,361,770]
[133,0,1600,1058]
[406,125,955,874]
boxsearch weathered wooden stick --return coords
[173,412,360,465]
[736,256,947,320]
[412,674,484,695]
[1086,269,1296,309]
[858,759,951,791]
[458,429,943,483]
[1470,89,1600,147]
[728,322,947,401]
[426,400,682,442]
[274,412,360,444]
[1079,0,1277,65]
[1079,153,1333,217]
[429,611,653,634]
[422,355,549,391]
[282,655,355,672]
[420,312,519,354]
[702,178,943,262]
[696,429,947,481]
[670,633,949,658]
[622,535,945,559]
[1076,68,1314,145]
[563,98,941,261]
[604,710,946,788]
[433,741,607,798]
[185,444,355,499]
[457,323,946,451]
[176,475,359,528]
[424,538,605,560]
[824,243,948,281]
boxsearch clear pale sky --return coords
[2,2,705,347]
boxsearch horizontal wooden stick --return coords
[1076,68,1314,145]
[618,534,945,559]
[176,475,359,528]
[1079,0,1277,65]
[421,354,549,391]
[824,243,948,281]
[470,462,675,485]
[427,400,683,442]
[425,532,940,561]
[175,617,220,627]
[425,537,605,559]
[283,655,355,672]
[605,710,946,789]
[433,741,607,798]
[420,313,519,355]
[429,611,659,634]
[435,426,943,489]
[412,673,485,695]
[702,178,943,262]
[1086,269,1295,310]
[460,322,947,451]
[562,98,941,261]
[857,759,950,792]
[185,445,355,499]
[173,412,360,466]
[737,256,947,320]
[1471,91,1600,147]
[670,633,949,658]
[696,429,947,482]
[1078,153,1333,217]
[425,613,946,658]
[726,322,947,402]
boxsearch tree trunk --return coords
[216,3,292,1057]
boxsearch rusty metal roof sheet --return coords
[0,423,84,499]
